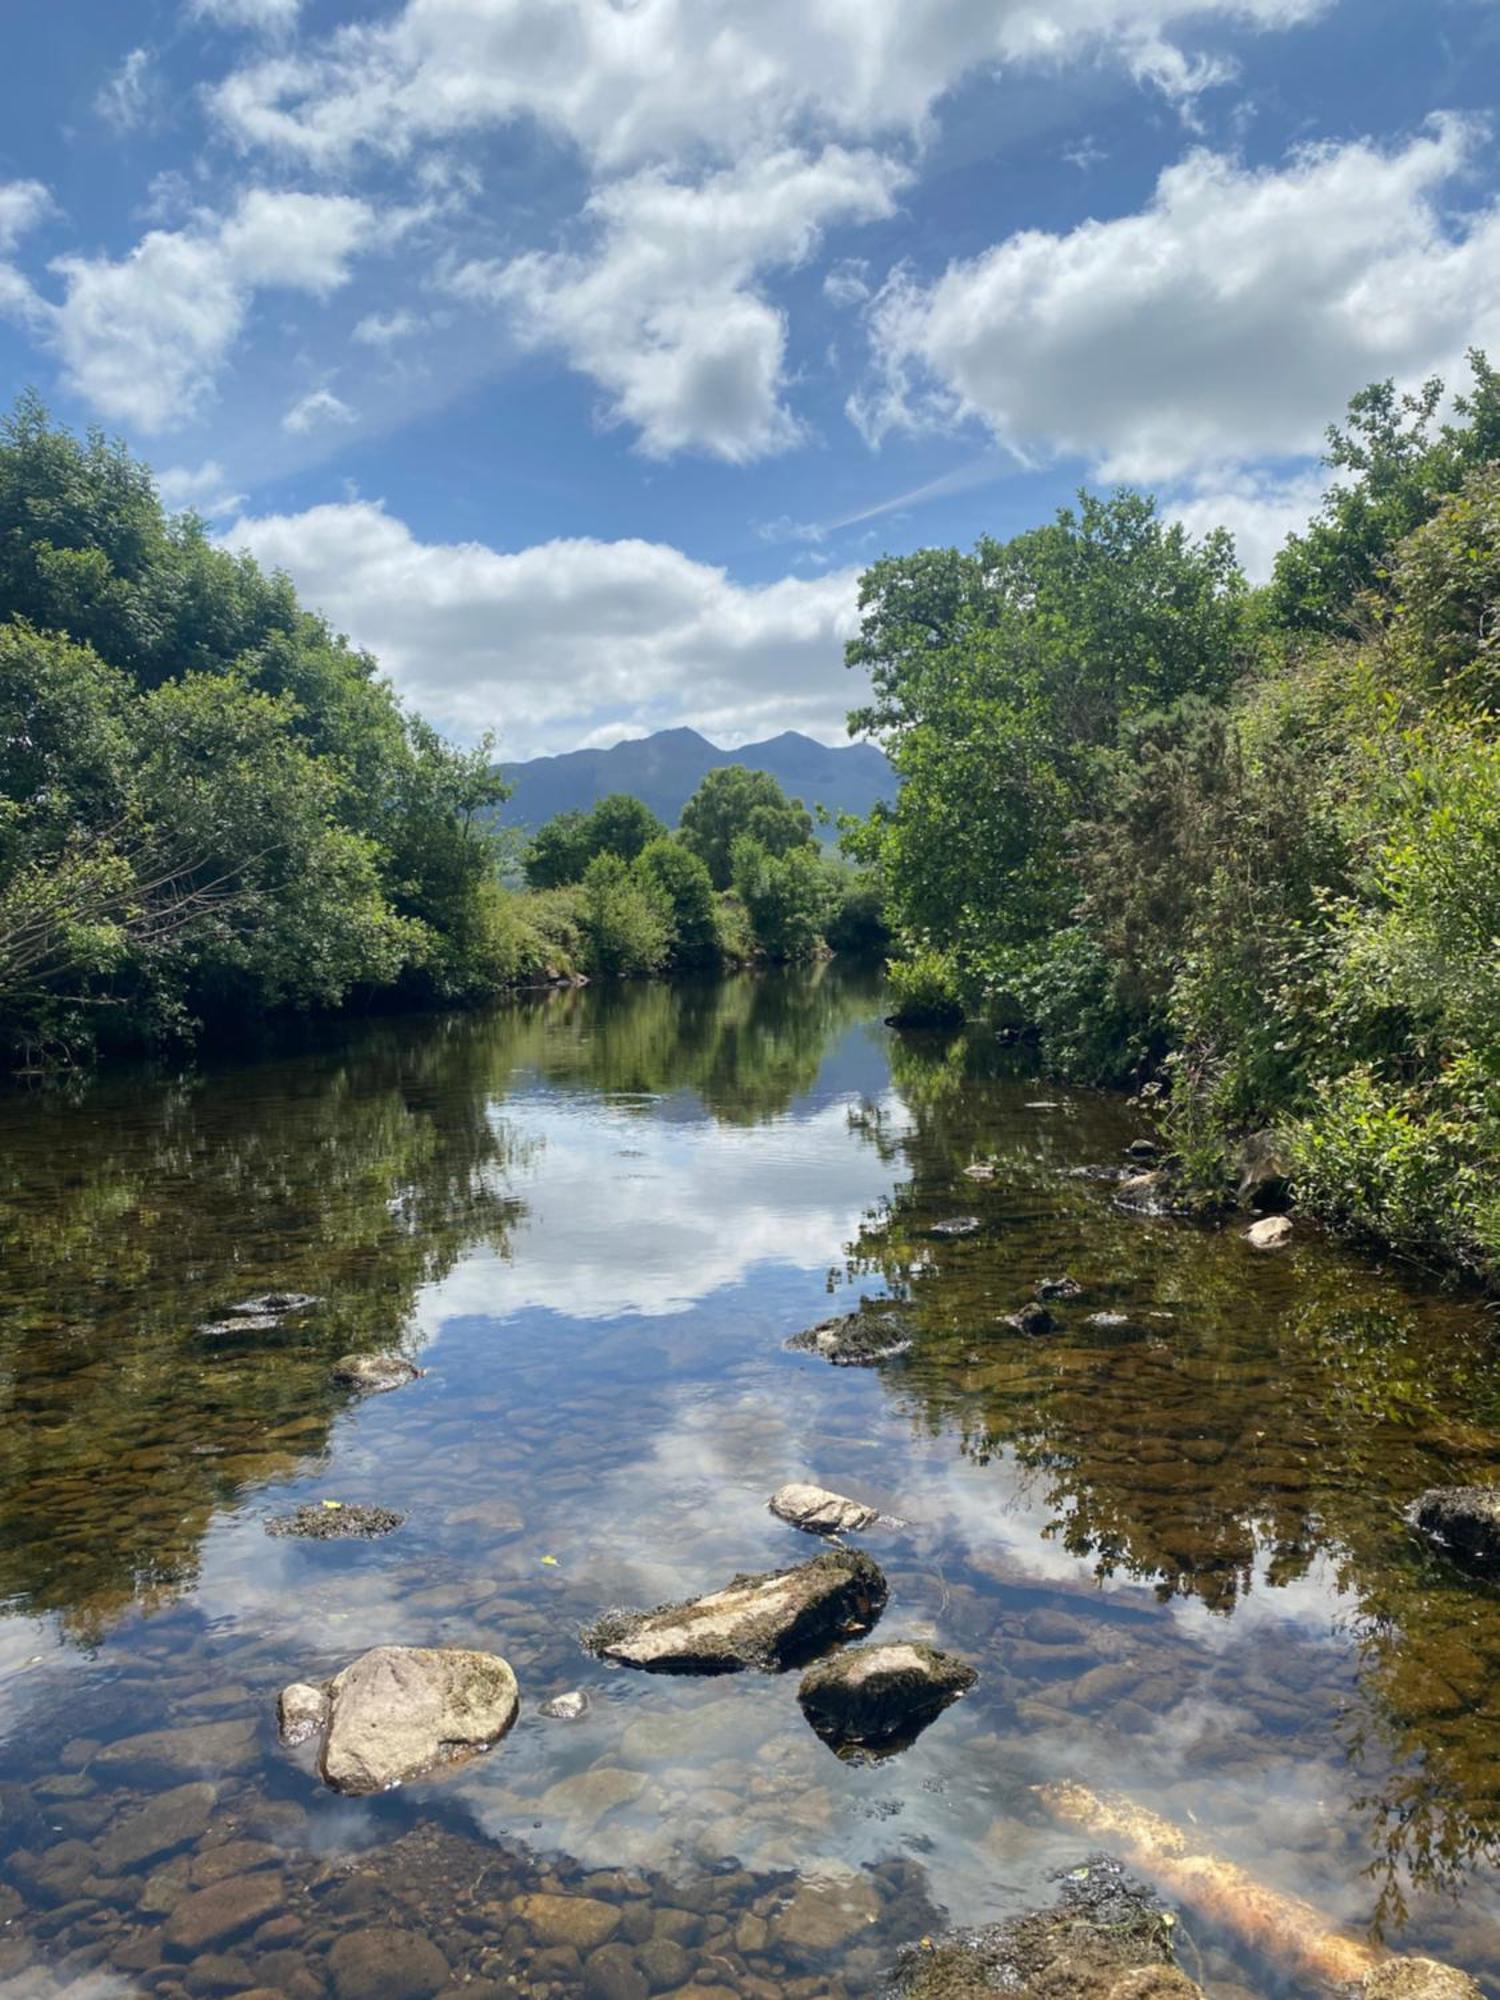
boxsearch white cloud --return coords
[0,180,51,255]
[855,117,1500,483]
[155,458,248,517]
[95,48,159,134]
[47,190,378,431]
[353,308,424,345]
[222,498,862,753]
[208,0,1330,172]
[455,146,907,461]
[190,0,300,28]
[1167,466,1328,581]
[282,386,357,433]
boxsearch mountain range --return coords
[496,728,896,836]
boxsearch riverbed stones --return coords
[769,1482,879,1535]
[282,1645,519,1793]
[328,1928,451,2000]
[1037,1276,1085,1300]
[1245,1215,1294,1250]
[1005,1302,1057,1337]
[584,1549,887,1672]
[786,1302,913,1367]
[925,1216,981,1239]
[1412,1488,1500,1577]
[773,1868,883,1952]
[331,1352,421,1394]
[96,1717,258,1783]
[95,1782,216,1873]
[266,1502,405,1540]
[797,1641,976,1757]
[515,1894,622,1952]
[1361,1959,1484,2000]
[162,1871,284,1955]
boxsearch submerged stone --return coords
[539,1690,591,1720]
[787,1302,913,1367]
[328,1927,451,2000]
[266,1502,405,1540]
[95,1781,217,1873]
[1245,1214,1294,1250]
[891,1855,1193,2000]
[278,1682,330,1748]
[926,1215,982,1239]
[331,1352,421,1394]
[798,1640,976,1760]
[1412,1487,1500,1577]
[281,1645,519,1793]
[583,1548,887,1673]
[769,1482,880,1535]
[1361,1960,1484,2000]
[1038,1276,1085,1300]
[228,1292,320,1316]
[1004,1303,1057,1337]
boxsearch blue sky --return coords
[1,0,1497,756]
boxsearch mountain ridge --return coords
[496,727,895,835]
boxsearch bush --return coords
[637,838,720,965]
[577,853,670,977]
[886,949,965,1027]
[730,837,830,961]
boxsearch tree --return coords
[679,766,815,888]
[578,852,670,977]
[586,793,666,863]
[731,837,830,961]
[636,837,720,964]
[523,793,666,889]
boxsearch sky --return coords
[1,1,1498,758]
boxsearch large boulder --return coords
[798,1641,975,1759]
[279,1645,519,1793]
[584,1549,887,1673]
[1412,1487,1500,1577]
[892,1856,1197,2000]
[769,1482,879,1535]
[787,1302,913,1367]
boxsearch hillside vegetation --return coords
[854,354,1500,1280]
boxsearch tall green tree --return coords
[679,765,815,889]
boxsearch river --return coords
[1,967,1498,1999]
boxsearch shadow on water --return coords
[0,971,1498,1997]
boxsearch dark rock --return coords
[1037,1276,1085,1300]
[1235,1131,1292,1211]
[585,1942,648,2000]
[331,1353,421,1395]
[584,1548,887,1673]
[797,1641,975,1759]
[328,1927,451,2000]
[1004,1303,1057,1337]
[1412,1487,1500,1577]
[891,1854,1194,2000]
[1125,1139,1161,1162]
[787,1302,913,1367]
[266,1502,405,1540]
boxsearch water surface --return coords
[2,969,1499,1999]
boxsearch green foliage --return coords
[729,836,830,961]
[679,764,815,889]
[843,362,1500,1278]
[885,948,964,1028]
[636,837,720,965]
[0,399,520,1063]
[821,861,889,958]
[577,852,671,977]
[523,793,667,888]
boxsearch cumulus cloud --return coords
[854,116,1500,482]
[1167,466,1329,581]
[282,386,357,433]
[353,308,424,345]
[48,190,378,431]
[207,0,1330,171]
[454,146,907,460]
[222,498,862,752]
[0,180,52,255]
[155,458,248,517]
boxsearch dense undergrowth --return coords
[853,354,1500,1281]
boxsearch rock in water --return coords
[798,1641,975,1759]
[280,1646,519,1793]
[770,1483,879,1535]
[1362,1962,1484,2000]
[539,1690,590,1721]
[1412,1487,1500,1577]
[1037,1275,1085,1300]
[330,1353,421,1394]
[892,1855,1195,2000]
[584,1549,887,1673]
[328,1928,451,2000]
[1004,1302,1057,1337]
[1245,1214,1294,1250]
[925,1215,981,1239]
[266,1502,405,1540]
[787,1303,913,1367]
[278,1683,330,1748]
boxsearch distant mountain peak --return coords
[497,726,895,835]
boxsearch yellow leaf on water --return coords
[323,1499,343,1510]
[540,1555,559,1566]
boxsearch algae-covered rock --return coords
[769,1482,879,1535]
[891,1856,1194,2000]
[331,1353,421,1394]
[584,1548,887,1673]
[266,1501,405,1540]
[1412,1487,1500,1577]
[282,1645,519,1793]
[787,1302,913,1367]
[797,1640,975,1759]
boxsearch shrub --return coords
[886,949,964,1027]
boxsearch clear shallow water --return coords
[2,968,1500,1999]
